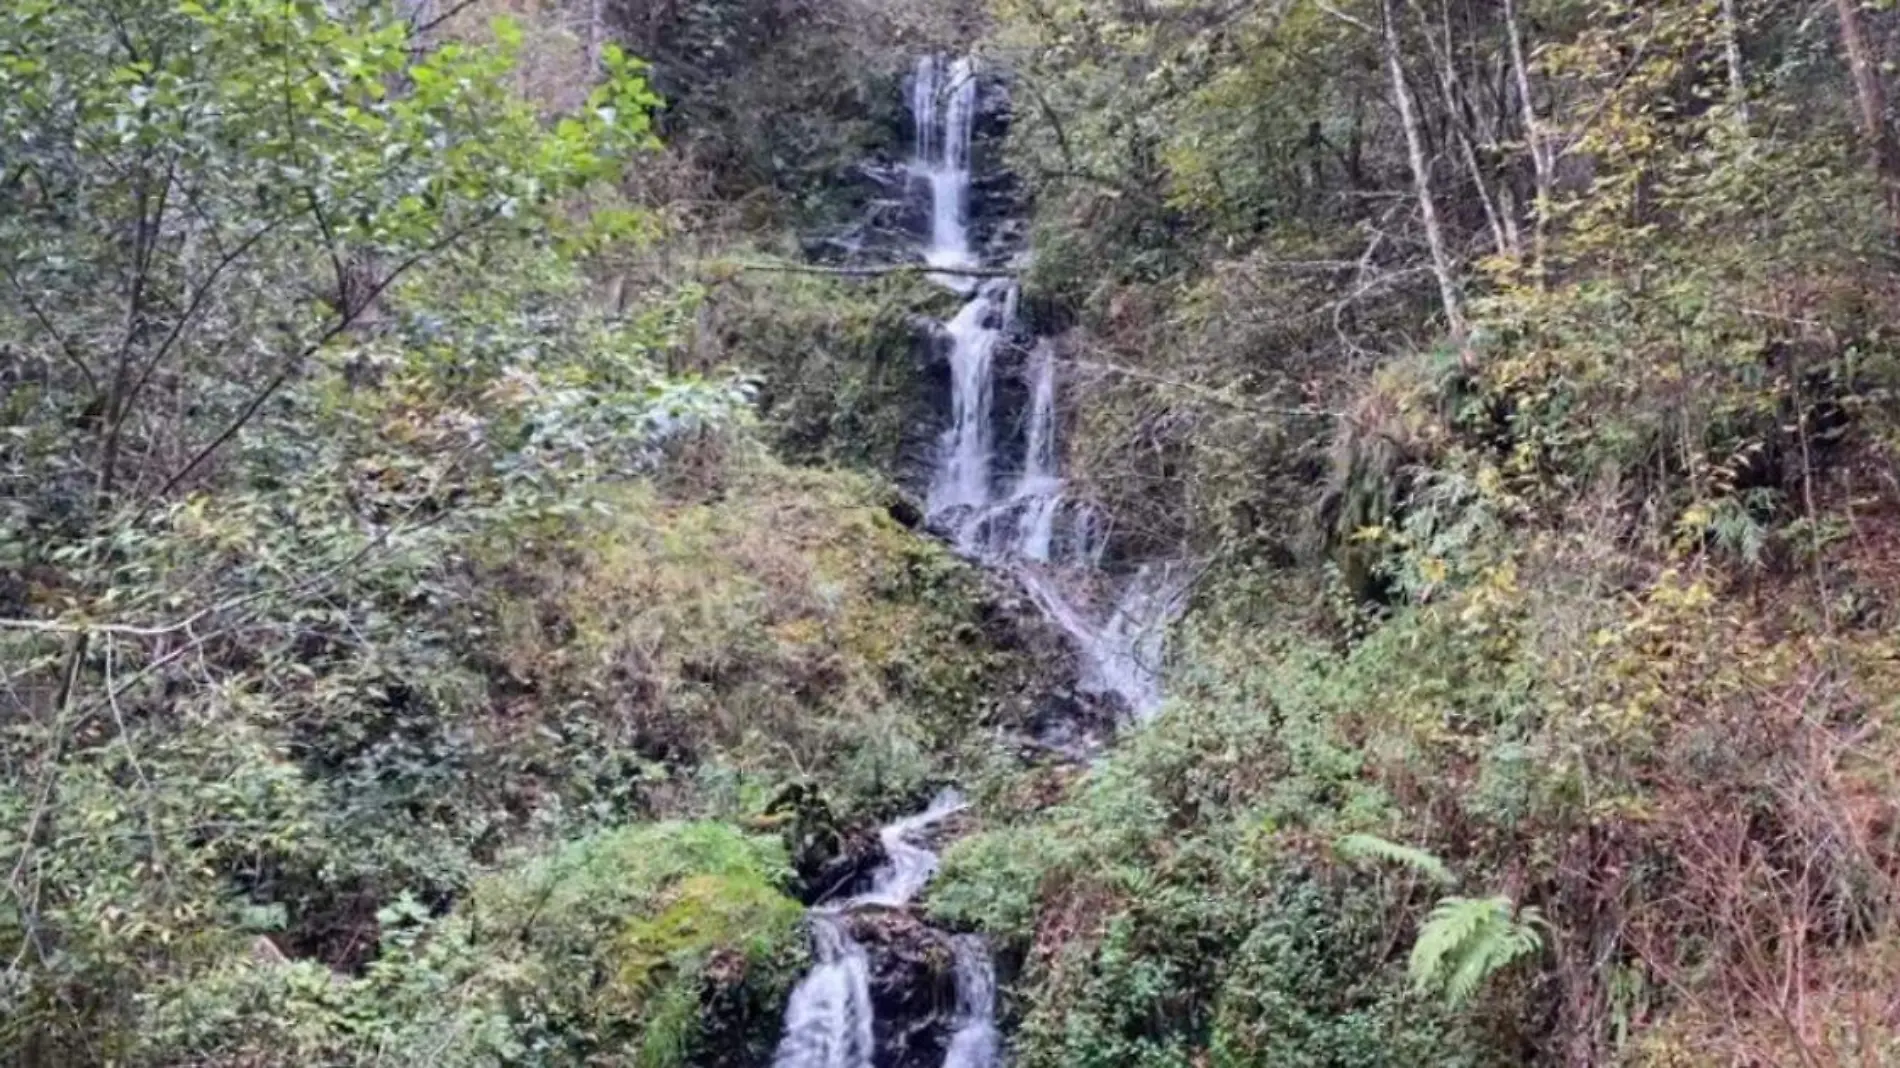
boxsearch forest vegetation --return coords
[7,0,1900,1065]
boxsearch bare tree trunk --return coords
[1719,0,1751,131]
[1833,0,1900,237]
[587,0,607,73]
[1504,0,1553,282]
[1415,0,1517,260]
[1381,0,1466,340]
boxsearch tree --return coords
[1832,0,1900,236]
[0,3,716,1059]
[1380,0,1467,340]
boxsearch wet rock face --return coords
[818,66,1018,269]
[966,71,1019,261]
[843,909,960,1068]
[768,783,888,905]
[1024,684,1122,761]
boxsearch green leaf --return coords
[1333,833,1456,885]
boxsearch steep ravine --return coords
[765,56,1185,1068]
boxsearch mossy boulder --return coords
[489,456,1065,821]
[466,821,806,1068]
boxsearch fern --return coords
[1333,833,1456,886]
[1408,895,1544,1005]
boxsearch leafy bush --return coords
[136,821,802,1067]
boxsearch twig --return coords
[152,207,501,502]
[411,0,484,37]
[2,271,100,395]
[0,616,214,637]
[726,261,1019,279]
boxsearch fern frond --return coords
[1409,894,1543,1005]
[1333,833,1456,886]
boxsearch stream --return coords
[767,55,1184,1068]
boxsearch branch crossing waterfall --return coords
[771,53,1185,1068]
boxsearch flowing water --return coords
[908,56,1182,722]
[769,791,971,1068]
[772,54,1188,1068]
[941,937,1001,1068]
[913,56,979,273]
[771,916,876,1068]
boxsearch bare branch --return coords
[412,0,484,37]
[725,261,1019,279]
[152,208,503,502]
[2,269,100,395]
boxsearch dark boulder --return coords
[843,908,961,1068]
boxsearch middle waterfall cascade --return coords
[909,55,1181,720]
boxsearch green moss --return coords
[497,457,1037,819]
[615,873,803,1000]
[461,821,802,1066]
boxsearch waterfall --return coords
[913,56,978,272]
[771,916,875,1068]
[1012,341,1062,563]
[908,50,1180,720]
[927,288,1003,522]
[774,54,1191,1068]
[941,937,1001,1068]
[851,788,968,909]
[768,791,968,1068]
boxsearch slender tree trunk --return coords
[1719,0,1751,131]
[1504,0,1553,282]
[1415,0,1517,260]
[587,0,607,73]
[1381,0,1466,340]
[1834,0,1900,237]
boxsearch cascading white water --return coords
[768,790,968,1068]
[776,55,1190,1068]
[941,936,1001,1068]
[927,288,1003,521]
[850,789,968,909]
[771,916,876,1068]
[913,56,978,272]
[908,55,1181,720]
[1012,341,1062,563]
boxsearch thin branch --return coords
[412,0,484,37]
[0,614,215,638]
[152,208,501,501]
[1020,74,1079,174]
[2,270,100,394]
[1317,0,1376,34]
[121,213,296,426]
[726,261,1019,279]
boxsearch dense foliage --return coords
[13,0,1900,1065]
[919,1,1900,1065]
[0,1,1031,1064]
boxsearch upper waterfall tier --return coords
[912,56,979,272]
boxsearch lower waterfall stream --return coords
[771,792,973,1068]
[768,54,1181,1068]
